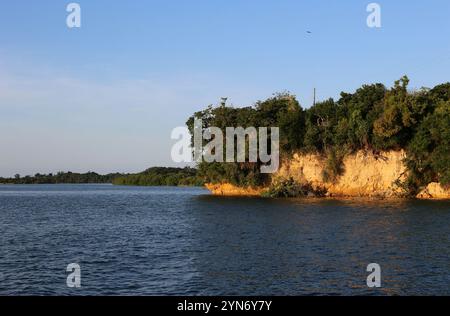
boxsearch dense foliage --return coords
[188,77,450,195]
[187,93,302,187]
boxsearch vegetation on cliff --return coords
[263,178,327,198]
[188,76,450,196]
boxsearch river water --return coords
[0,184,449,295]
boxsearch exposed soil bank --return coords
[206,150,450,199]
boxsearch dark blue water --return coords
[0,184,449,295]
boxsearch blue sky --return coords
[1,0,449,176]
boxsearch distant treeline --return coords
[112,167,203,186]
[0,171,121,184]
[188,76,450,196]
[0,168,203,186]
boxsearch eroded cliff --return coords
[206,150,450,199]
[276,150,407,198]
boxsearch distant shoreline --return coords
[0,167,202,187]
[0,182,203,188]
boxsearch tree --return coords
[406,100,450,192]
[304,98,337,151]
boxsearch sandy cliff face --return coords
[277,150,407,198]
[205,150,450,199]
[416,183,450,199]
[205,183,265,196]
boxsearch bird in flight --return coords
[306,31,312,34]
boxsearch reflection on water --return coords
[0,185,449,295]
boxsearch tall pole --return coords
[313,88,316,107]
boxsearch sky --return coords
[0,0,449,177]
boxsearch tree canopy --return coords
[187,77,450,195]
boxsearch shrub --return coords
[263,178,327,198]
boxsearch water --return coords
[0,184,449,296]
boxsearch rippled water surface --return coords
[0,184,449,295]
